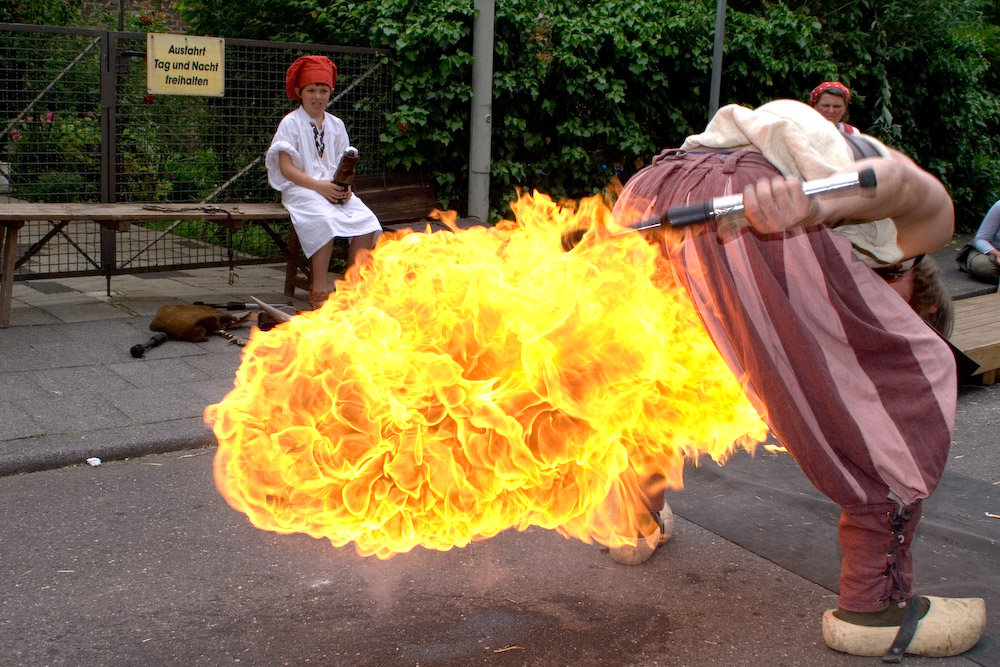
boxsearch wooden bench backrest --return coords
[354,172,439,225]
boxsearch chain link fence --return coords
[1,23,392,280]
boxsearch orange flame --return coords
[205,191,766,559]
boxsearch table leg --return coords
[0,221,24,328]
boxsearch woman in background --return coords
[810,81,861,135]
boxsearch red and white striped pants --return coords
[616,150,956,610]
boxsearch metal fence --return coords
[0,23,393,281]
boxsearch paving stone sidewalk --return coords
[0,263,308,475]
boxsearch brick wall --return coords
[81,0,189,33]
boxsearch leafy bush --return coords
[164,149,222,201]
[5,111,101,202]
[1,0,86,26]
[22,171,86,200]
[759,0,1000,229]
[175,0,1000,228]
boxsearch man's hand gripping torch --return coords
[562,167,877,251]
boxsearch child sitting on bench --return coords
[265,55,381,310]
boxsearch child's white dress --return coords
[266,106,381,257]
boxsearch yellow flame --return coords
[205,191,766,559]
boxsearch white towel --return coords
[681,100,903,266]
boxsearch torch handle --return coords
[663,168,877,228]
[560,168,878,252]
[130,332,168,358]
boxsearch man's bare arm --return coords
[742,150,954,259]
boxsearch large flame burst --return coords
[206,191,766,559]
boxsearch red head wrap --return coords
[285,55,337,100]
[810,81,851,107]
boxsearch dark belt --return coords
[872,254,924,282]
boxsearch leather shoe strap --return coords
[882,597,923,663]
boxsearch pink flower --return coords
[45,112,55,123]
[10,128,22,140]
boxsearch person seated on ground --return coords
[609,99,985,660]
[958,199,1000,285]
[265,55,381,310]
[810,81,861,135]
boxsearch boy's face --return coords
[297,83,332,118]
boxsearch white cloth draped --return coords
[681,100,903,267]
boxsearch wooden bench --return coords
[0,202,291,328]
[950,291,1000,385]
[0,173,478,327]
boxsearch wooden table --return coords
[0,202,290,328]
[951,291,1000,385]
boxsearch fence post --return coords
[708,0,727,122]
[467,0,494,223]
[99,30,117,293]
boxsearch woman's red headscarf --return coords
[809,81,851,107]
[285,55,337,100]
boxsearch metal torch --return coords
[562,167,877,251]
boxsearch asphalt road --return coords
[0,449,986,667]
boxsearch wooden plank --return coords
[951,294,1000,343]
[365,195,438,225]
[953,302,999,324]
[0,204,291,327]
[0,177,441,318]
[354,171,433,193]
[0,202,289,223]
[950,292,1000,383]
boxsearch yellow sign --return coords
[146,33,225,97]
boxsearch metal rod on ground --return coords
[193,301,291,311]
[251,296,294,324]
[130,332,167,358]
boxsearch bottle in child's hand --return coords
[332,146,359,187]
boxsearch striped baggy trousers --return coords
[615,150,956,611]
